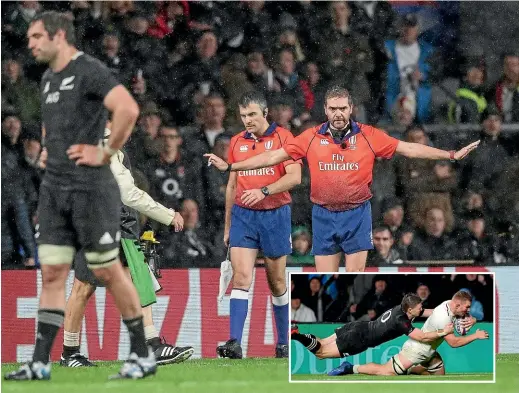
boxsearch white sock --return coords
[64,331,80,347]
[353,365,360,374]
[144,325,158,341]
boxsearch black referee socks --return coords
[291,333,321,354]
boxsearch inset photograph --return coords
[290,273,495,383]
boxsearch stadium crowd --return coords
[290,273,494,323]
[2,1,519,269]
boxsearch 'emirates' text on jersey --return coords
[40,52,120,189]
[358,305,415,348]
[228,123,301,210]
[283,121,399,211]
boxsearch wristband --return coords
[449,150,456,163]
[225,163,233,173]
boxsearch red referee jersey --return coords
[228,123,301,210]
[283,121,399,211]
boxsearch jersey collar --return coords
[318,121,362,144]
[244,122,277,140]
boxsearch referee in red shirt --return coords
[205,86,479,272]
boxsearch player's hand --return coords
[38,147,48,169]
[204,153,229,172]
[460,316,477,330]
[241,189,265,207]
[67,143,110,166]
[24,257,35,268]
[443,323,454,335]
[171,212,184,232]
[223,228,230,247]
[454,140,480,160]
[474,329,489,339]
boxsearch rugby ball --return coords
[454,316,471,336]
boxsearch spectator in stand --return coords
[460,105,515,194]
[354,276,395,321]
[3,1,42,55]
[287,226,314,266]
[1,57,40,124]
[146,125,203,216]
[19,128,42,220]
[486,52,519,123]
[396,125,457,227]
[306,277,333,322]
[183,93,233,156]
[350,1,398,122]
[416,282,434,310]
[98,32,134,85]
[69,1,105,55]
[319,1,374,121]
[448,56,487,124]
[291,291,317,323]
[385,14,439,123]
[371,129,398,222]
[238,1,274,53]
[246,50,279,97]
[125,102,163,171]
[272,47,305,117]
[203,134,231,236]
[380,197,407,242]
[177,31,223,123]
[457,210,496,264]
[408,206,457,261]
[298,62,327,123]
[101,0,134,34]
[268,96,296,131]
[161,199,220,268]
[367,225,404,266]
[147,1,190,39]
[220,54,254,126]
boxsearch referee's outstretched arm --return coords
[205,148,290,172]
[395,139,480,161]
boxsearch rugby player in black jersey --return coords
[6,11,154,381]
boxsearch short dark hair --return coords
[32,11,76,45]
[373,225,393,237]
[238,91,268,113]
[324,85,353,105]
[453,290,473,302]
[401,293,422,312]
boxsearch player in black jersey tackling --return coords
[291,293,456,370]
[5,12,154,381]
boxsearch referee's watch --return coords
[449,150,456,163]
[261,186,270,197]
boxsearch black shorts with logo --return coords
[335,322,369,357]
[37,182,121,261]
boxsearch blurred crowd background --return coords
[2,1,519,269]
[290,273,494,323]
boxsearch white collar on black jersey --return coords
[71,51,84,60]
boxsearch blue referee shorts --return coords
[311,201,373,256]
[229,204,292,258]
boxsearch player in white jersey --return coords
[339,290,488,376]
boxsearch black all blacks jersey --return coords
[362,305,415,348]
[40,51,120,189]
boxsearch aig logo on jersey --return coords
[264,140,273,150]
[45,92,60,104]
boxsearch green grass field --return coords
[2,354,518,393]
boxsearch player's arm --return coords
[265,162,301,194]
[395,140,480,161]
[205,148,291,172]
[240,162,301,207]
[408,323,454,343]
[224,172,238,246]
[103,85,139,154]
[109,151,183,231]
[443,329,489,348]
